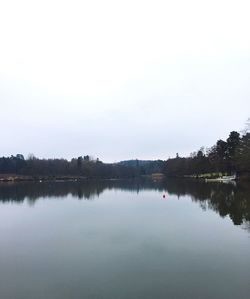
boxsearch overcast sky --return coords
[0,0,249,162]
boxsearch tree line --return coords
[164,124,250,178]
[0,155,165,179]
[0,154,139,179]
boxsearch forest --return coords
[164,128,250,179]
[0,154,165,180]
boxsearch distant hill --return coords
[117,159,165,175]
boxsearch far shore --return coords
[1,172,249,182]
[0,174,88,182]
[0,173,165,182]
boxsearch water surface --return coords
[0,179,250,299]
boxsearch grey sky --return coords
[0,0,249,162]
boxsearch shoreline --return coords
[0,175,88,182]
[1,173,249,182]
[0,174,164,182]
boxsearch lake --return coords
[0,179,250,299]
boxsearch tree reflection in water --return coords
[0,178,250,230]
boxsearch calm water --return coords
[0,179,250,299]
